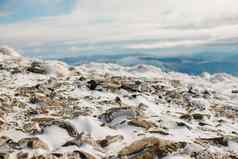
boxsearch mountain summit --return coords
[0,48,238,158]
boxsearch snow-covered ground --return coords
[0,46,238,159]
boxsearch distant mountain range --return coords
[58,52,238,76]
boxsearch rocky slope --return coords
[0,46,238,159]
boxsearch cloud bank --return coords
[1,0,238,57]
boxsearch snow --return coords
[1,47,238,158]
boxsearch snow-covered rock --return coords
[0,47,238,158]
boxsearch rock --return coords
[148,128,170,135]
[176,122,191,129]
[196,137,229,146]
[0,152,9,159]
[121,80,142,92]
[97,135,124,148]
[119,137,187,159]
[104,77,122,90]
[179,114,192,121]
[69,150,97,159]
[192,113,206,120]
[99,107,139,123]
[27,61,47,74]
[31,117,57,123]
[18,137,49,150]
[0,46,22,60]
[17,152,29,159]
[128,117,157,130]
[115,96,122,106]
[87,80,98,90]
[232,90,238,94]
[39,120,79,137]
[191,150,238,159]
[29,93,65,107]
[62,132,84,147]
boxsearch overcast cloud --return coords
[0,0,238,57]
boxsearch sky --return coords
[1,0,238,58]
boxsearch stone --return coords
[18,137,49,150]
[87,80,98,90]
[97,135,124,148]
[99,107,139,123]
[197,137,229,146]
[232,90,238,94]
[148,128,170,135]
[0,152,9,159]
[128,117,157,130]
[39,120,79,137]
[119,137,187,159]
[27,61,47,74]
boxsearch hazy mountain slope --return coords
[59,52,238,75]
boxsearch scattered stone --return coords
[1,48,238,158]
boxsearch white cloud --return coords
[1,0,238,55]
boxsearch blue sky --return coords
[1,0,238,58]
[0,0,76,23]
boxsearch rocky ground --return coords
[0,46,238,159]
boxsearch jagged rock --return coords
[99,107,139,123]
[121,80,142,92]
[196,136,232,147]
[27,61,48,74]
[118,137,187,159]
[17,152,29,159]
[148,128,170,135]
[128,117,157,130]
[18,137,49,150]
[39,120,79,137]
